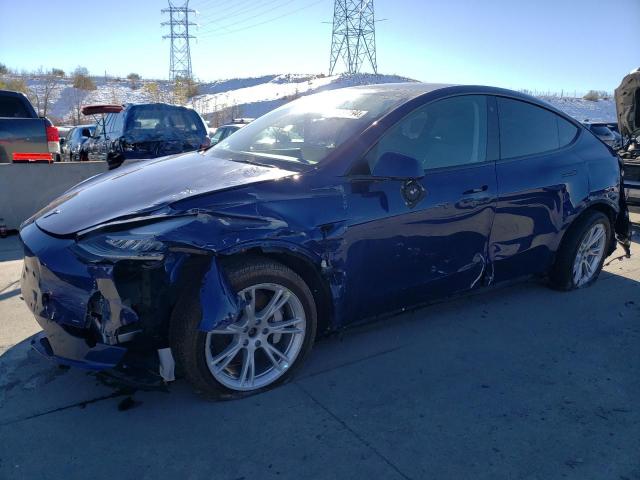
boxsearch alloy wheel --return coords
[572,223,606,287]
[204,283,306,391]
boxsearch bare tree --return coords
[69,67,96,125]
[70,87,89,125]
[27,68,64,118]
[108,81,122,104]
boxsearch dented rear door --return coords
[490,96,589,282]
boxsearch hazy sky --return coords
[1,0,638,93]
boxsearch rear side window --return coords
[497,98,578,159]
[0,96,31,118]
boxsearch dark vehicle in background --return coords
[0,89,59,163]
[20,84,631,398]
[209,119,253,145]
[82,103,210,169]
[60,125,95,161]
[615,68,640,204]
[582,121,622,149]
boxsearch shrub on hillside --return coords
[583,90,600,101]
[127,72,141,89]
[0,77,28,93]
[72,71,96,91]
[173,77,199,104]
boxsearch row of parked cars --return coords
[0,89,249,168]
[59,105,250,168]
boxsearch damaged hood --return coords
[615,68,640,139]
[33,151,297,236]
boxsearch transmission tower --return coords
[162,1,196,81]
[329,0,378,75]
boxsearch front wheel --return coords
[171,258,317,399]
[549,211,611,290]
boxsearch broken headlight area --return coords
[72,217,196,262]
[75,234,166,261]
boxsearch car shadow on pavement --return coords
[0,233,23,262]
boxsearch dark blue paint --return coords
[19,84,629,371]
[199,258,240,331]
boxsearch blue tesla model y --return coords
[20,84,631,397]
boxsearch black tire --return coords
[170,257,317,399]
[549,210,611,291]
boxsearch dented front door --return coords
[342,164,497,322]
[341,95,499,322]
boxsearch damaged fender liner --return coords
[197,256,241,332]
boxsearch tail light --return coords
[46,126,60,157]
[46,126,59,142]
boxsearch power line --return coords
[198,0,325,38]
[162,0,196,80]
[196,0,263,23]
[329,0,378,75]
[198,0,296,35]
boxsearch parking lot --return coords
[0,212,638,480]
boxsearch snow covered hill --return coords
[542,96,617,123]
[23,73,617,126]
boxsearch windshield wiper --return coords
[228,156,276,168]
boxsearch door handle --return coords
[463,185,488,195]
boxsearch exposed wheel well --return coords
[587,202,617,227]
[560,203,617,258]
[219,248,334,337]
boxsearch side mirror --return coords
[81,128,91,138]
[371,152,424,180]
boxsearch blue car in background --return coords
[61,124,95,162]
[20,84,631,398]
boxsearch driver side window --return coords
[366,95,489,173]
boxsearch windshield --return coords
[210,88,410,166]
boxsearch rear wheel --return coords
[549,211,611,290]
[171,258,317,399]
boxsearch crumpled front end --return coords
[19,219,239,371]
[21,222,134,369]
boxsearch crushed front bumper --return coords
[31,330,126,370]
[20,222,138,370]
